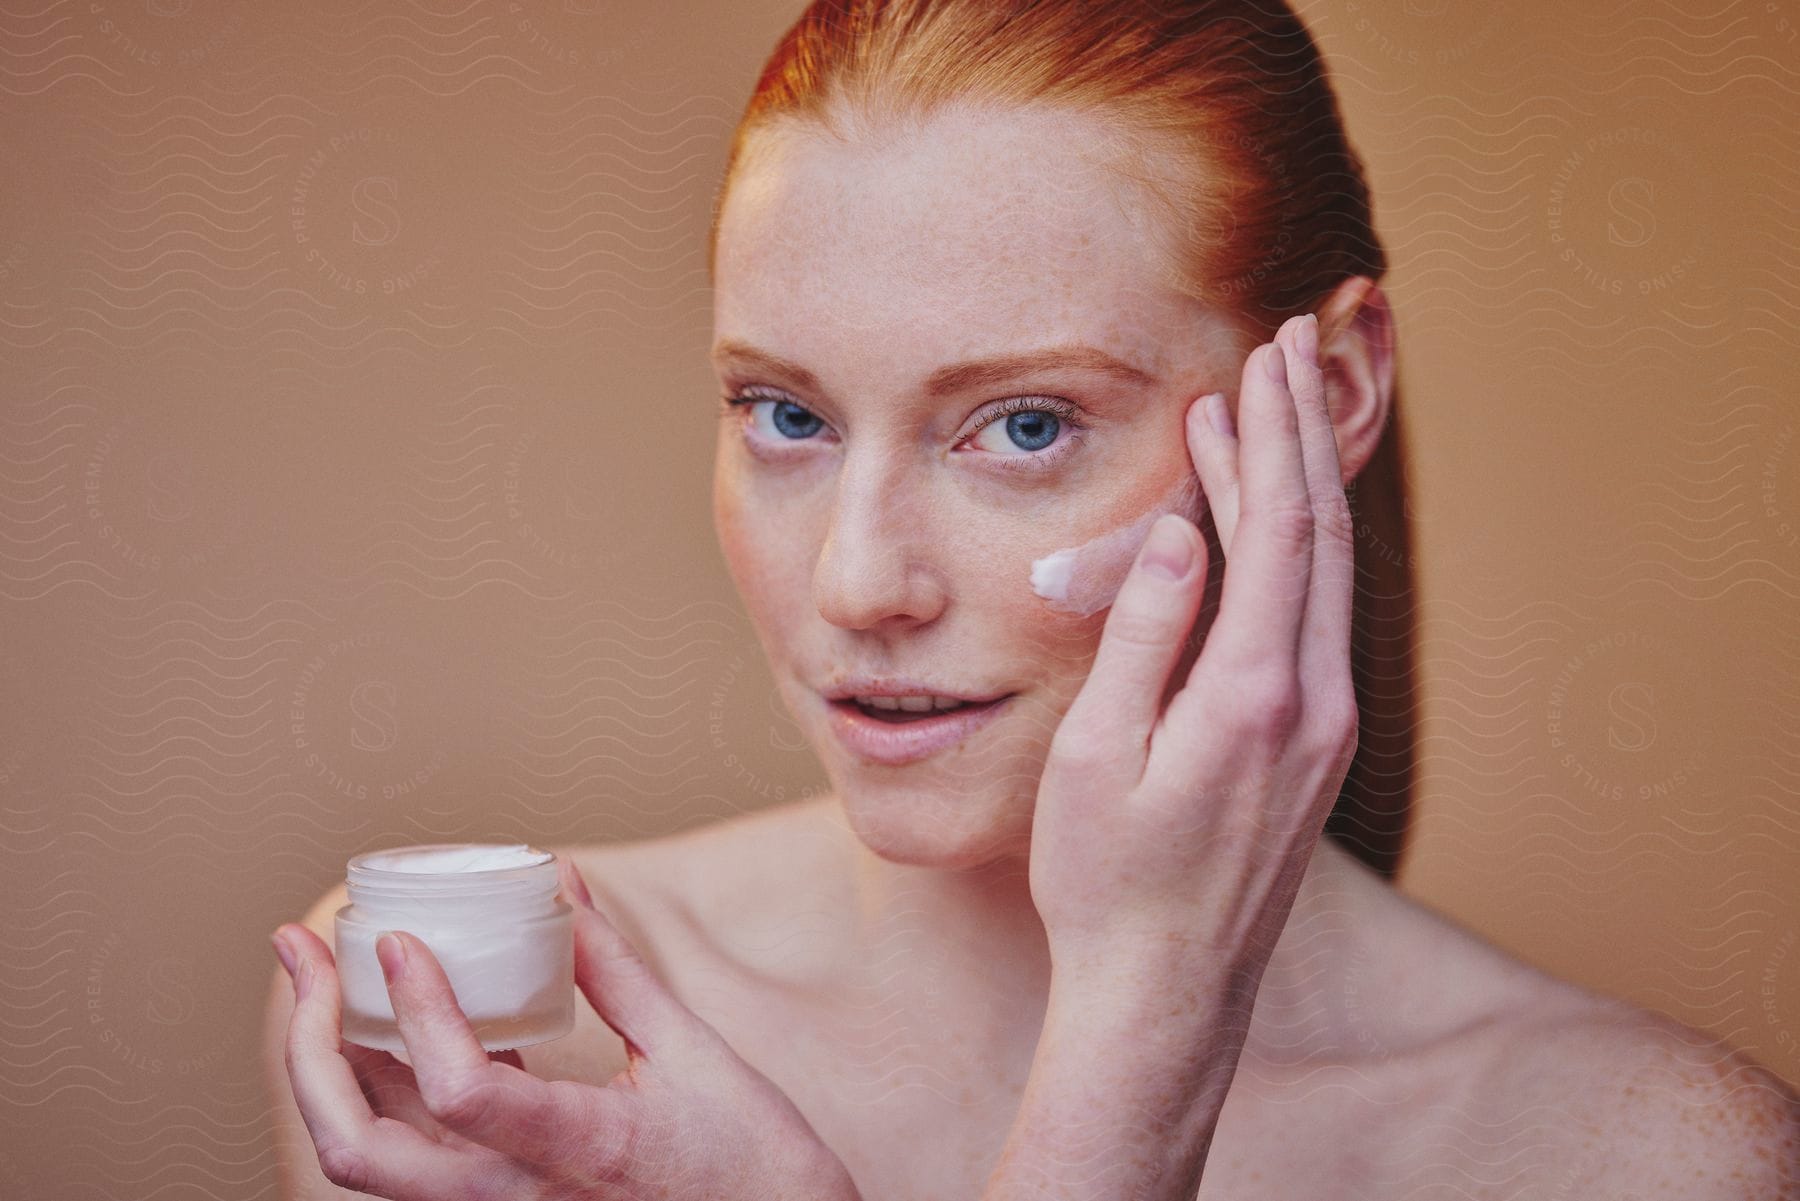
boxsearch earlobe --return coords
[1315,277,1397,486]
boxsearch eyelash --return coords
[718,387,1090,474]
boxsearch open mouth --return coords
[823,692,1017,765]
[840,696,1008,723]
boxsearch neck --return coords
[805,795,1372,1071]
[806,797,1053,1069]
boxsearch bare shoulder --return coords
[1330,853,1799,1197]
[555,798,850,980]
[554,798,821,912]
[1298,848,1799,1196]
[1297,840,1603,1053]
[1455,997,1800,1198]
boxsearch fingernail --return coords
[1295,313,1319,362]
[1205,391,1235,440]
[1138,513,1194,582]
[270,931,298,977]
[1263,342,1288,386]
[563,860,596,910]
[376,931,406,982]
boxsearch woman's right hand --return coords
[271,857,861,1201]
[1026,311,1361,988]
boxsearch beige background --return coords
[2,0,1797,1194]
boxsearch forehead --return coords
[712,104,1224,381]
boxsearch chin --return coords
[835,777,1033,870]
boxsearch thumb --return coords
[559,856,699,1063]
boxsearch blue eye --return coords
[972,404,1061,453]
[721,389,825,441]
[965,396,1087,472]
[719,388,1089,473]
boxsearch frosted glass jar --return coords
[334,843,574,1053]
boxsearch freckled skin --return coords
[711,104,1250,866]
[524,818,1800,1201]
[499,104,1800,1201]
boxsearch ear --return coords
[1313,276,1396,486]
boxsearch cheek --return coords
[713,471,812,635]
[1027,475,1204,618]
[1005,474,1210,701]
[958,520,1111,691]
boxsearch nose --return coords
[811,458,947,631]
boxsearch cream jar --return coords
[334,843,574,1053]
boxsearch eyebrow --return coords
[709,340,1158,398]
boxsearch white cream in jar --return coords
[334,843,574,1053]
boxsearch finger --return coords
[1051,510,1207,768]
[278,925,378,1150]
[385,928,635,1172]
[276,925,464,1198]
[1186,389,1240,558]
[378,930,583,1158]
[354,1044,522,1130]
[562,856,703,1066]
[1195,336,1313,679]
[341,1040,446,1134]
[1278,313,1357,696]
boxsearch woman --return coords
[263,1,1799,1197]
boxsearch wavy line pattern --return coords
[0,0,1795,1196]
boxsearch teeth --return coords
[852,695,970,712]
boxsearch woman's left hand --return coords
[272,858,860,1201]
[1026,312,1359,981]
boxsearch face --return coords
[710,103,1252,870]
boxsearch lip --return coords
[823,678,1012,703]
[823,693,1014,766]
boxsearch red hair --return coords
[709,0,1417,879]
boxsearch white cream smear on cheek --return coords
[1030,474,1205,617]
